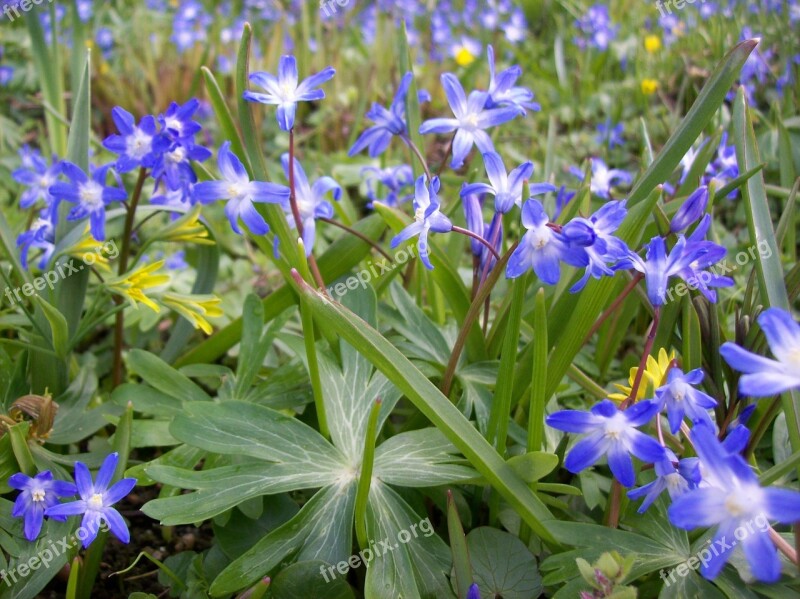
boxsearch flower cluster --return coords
[546,307,800,582]
[9,453,136,548]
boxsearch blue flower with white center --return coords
[670,187,709,233]
[620,235,717,307]
[485,45,540,113]
[654,367,717,433]
[627,449,700,513]
[152,142,210,191]
[461,152,552,214]
[102,107,170,173]
[45,453,137,548]
[419,73,523,169]
[721,308,800,397]
[506,199,588,285]
[349,72,413,157]
[546,399,666,487]
[8,471,77,541]
[671,215,733,302]
[563,200,630,292]
[280,154,342,256]
[243,55,335,131]
[668,422,800,582]
[17,213,56,270]
[596,119,625,149]
[158,98,204,142]
[12,151,61,210]
[390,175,453,270]
[49,163,127,241]
[570,159,633,200]
[194,142,289,236]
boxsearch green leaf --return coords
[271,561,355,599]
[627,39,757,206]
[32,296,69,359]
[467,527,542,599]
[447,491,472,599]
[507,452,559,484]
[126,349,212,403]
[201,66,251,176]
[292,276,558,545]
[374,429,478,487]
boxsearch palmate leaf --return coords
[364,482,453,599]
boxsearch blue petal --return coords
[102,507,131,544]
[451,129,474,169]
[741,529,781,583]
[94,452,118,493]
[758,308,800,365]
[607,443,636,487]
[565,433,609,474]
[23,504,44,541]
[546,409,601,433]
[668,488,726,529]
[763,487,800,523]
[440,73,468,117]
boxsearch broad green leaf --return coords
[213,495,299,561]
[467,527,543,599]
[292,276,558,544]
[507,452,559,483]
[143,462,338,525]
[210,483,356,596]
[32,296,68,359]
[374,429,478,487]
[169,401,346,467]
[126,349,212,404]
[271,561,355,599]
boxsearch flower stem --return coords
[621,307,662,410]
[584,273,644,343]
[451,226,501,261]
[112,167,147,388]
[436,135,454,176]
[319,217,394,261]
[401,135,433,183]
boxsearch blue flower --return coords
[0,65,13,86]
[49,163,127,241]
[95,27,114,59]
[546,399,665,487]
[12,151,61,210]
[280,154,342,255]
[461,152,552,214]
[563,200,630,292]
[17,213,56,270]
[485,45,540,113]
[9,471,77,541]
[194,142,290,235]
[654,368,717,433]
[158,99,205,143]
[596,119,625,149]
[45,453,137,548]
[570,159,632,200]
[574,5,618,51]
[243,55,335,131]
[671,216,734,302]
[363,165,414,208]
[419,73,523,169]
[390,175,453,270]
[102,107,170,173]
[620,235,721,307]
[627,450,700,513]
[466,583,480,599]
[721,308,800,397]
[506,199,588,285]
[668,422,800,582]
[349,72,413,157]
[670,186,709,233]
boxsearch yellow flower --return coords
[641,78,659,95]
[161,293,223,335]
[106,260,169,313]
[609,348,676,404]
[61,229,115,274]
[454,47,476,67]
[644,35,662,54]
[156,206,214,245]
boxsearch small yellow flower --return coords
[609,348,676,404]
[454,47,476,67]
[641,78,659,95]
[61,229,114,273]
[644,35,662,54]
[161,293,223,335]
[157,206,214,245]
[106,260,170,313]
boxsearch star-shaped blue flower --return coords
[391,175,453,270]
[102,107,170,173]
[349,72,413,157]
[9,471,77,541]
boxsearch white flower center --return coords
[463,113,480,128]
[126,129,152,160]
[670,381,688,402]
[279,82,296,101]
[414,206,427,222]
[604,413,628,440]
[530,227,552,250]
[724,486,763,518]
[88,493,104,510]
[167,147,186,164]
[296,196,315,218]
[165,116,183,136]
[227,182,248,199]
[789,349,800,369]
[31,488,46,502]
[79,181,104,207]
